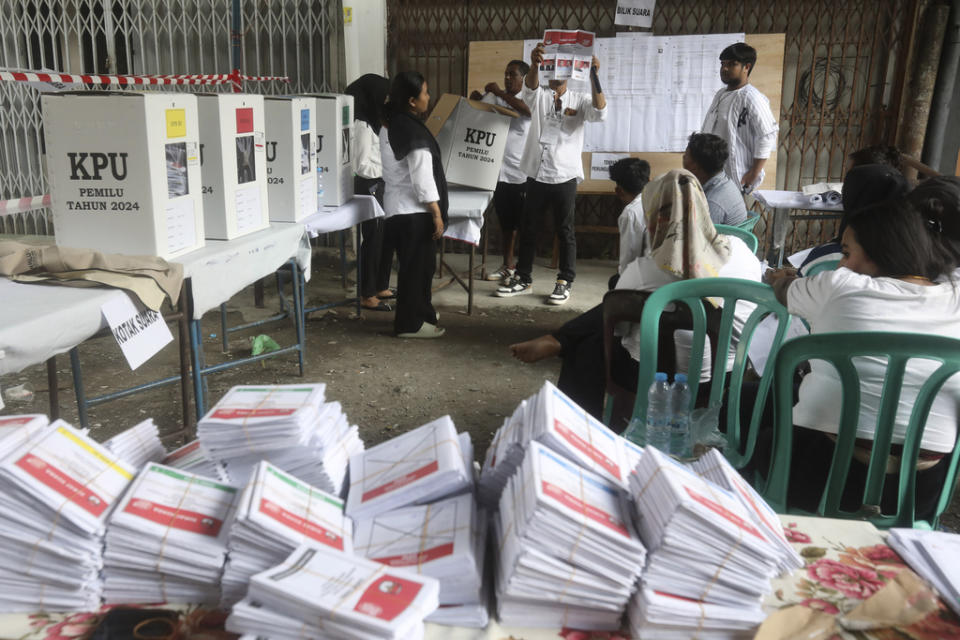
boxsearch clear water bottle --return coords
[622,414,646,446]
[669,373,691,457]
[644,372,672,453]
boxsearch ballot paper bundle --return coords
[198,384,363,493]
[479,381,632,507]
[226,544,440,640]
[346,415,473,520]
[0,413,50,460]
[221,460,353,606]
[889,528,960,618]
[627,447,782,638]
[0,420,135,612]
[354,492,488,628]
[691,449,803,574]
[495,441,646,630]
[102,463,239,604]
[103,418,166,470]
[162,439,228,482]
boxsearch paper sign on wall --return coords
[101,295,173,370]
[615,0,656,28]
[590,152,630,181]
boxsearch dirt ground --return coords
[2,246,957,532]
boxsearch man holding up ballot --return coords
[496,40,607,306]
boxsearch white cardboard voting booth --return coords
[425,95,515,191]
[197,94,271,240]
[42,91,206,259]
[311,93,354,207]
[264,97,317,223]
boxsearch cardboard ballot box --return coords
[310,93,354,207]
[196,94,271,239]
[42,91,206,259]
[264,97,317,222]
[426,95,516,191]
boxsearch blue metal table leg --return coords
[190,317,206,420]
[68,347,89,429]
[220,303,229,352]
[290,259,305,376]
[339,229,348,289]
[355,224,362,315]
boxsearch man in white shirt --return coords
[701,43,778,194]
[471,60,533,283]
[495,42,607,305]
[609,157,651,275]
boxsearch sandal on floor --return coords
[361,300,393,312]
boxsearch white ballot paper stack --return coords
[102,462,239,605]
[354,492,488,628]
[495,442,646,630]
[103,418,166,470]
[162,439,229,482]
[627,447,780,639]
[198,384,364,494]
[0,420,135,612]
[479,381,631,507]
[221,460,353,606]
[0,414,50,460]
[888,528,960,618]
[346,415,473,521]
[226,544,440,640]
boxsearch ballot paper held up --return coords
[101,294,173,370]
[540,29,595,82]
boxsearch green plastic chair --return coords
[761,332,960,529]
[604,278,792,468]
[714,224,759,254]
[803,259,841,276]
[735,216,762,232]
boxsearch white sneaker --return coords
[484,264,515,282]
[397,323,445,339]
[495,275,532,297]
[546,280,571,305]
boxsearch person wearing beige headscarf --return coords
[509,168,762,424]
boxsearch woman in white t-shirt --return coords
[766,198,960,520]
[509,169,762,425]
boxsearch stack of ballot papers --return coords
[226,544,440,640]
[221,460,353,606]
[103,418,166,470]
[691,449,803,574]
[495,441,646,630]
[888,529,960,617]
[162,439,228,482]
[198,384,363,494]
[627,447,781,638]
[0,420,135,611]
[102,462,239,604]
[354,492,488,628]
[346,415,472,520]
[479,381,632,507]
[0,414,50,460]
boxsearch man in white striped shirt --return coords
[701,43,778,194]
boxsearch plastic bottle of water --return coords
[622,414,646,446]
[644,372,672,452]
[669,373,691,458]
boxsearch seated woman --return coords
[510,169,762,424]
[765,198,960,521]
[908,175,960,276]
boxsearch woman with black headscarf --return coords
[345,73,395,311]
[380,71,449,338]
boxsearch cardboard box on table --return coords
[42,91,206,259]
[196,93,271,239]
[425,94,516,191]
[310,93,354,207]
[264,97,318,222]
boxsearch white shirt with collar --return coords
[701,83,778,191]
[379,127,439,217]
[518,84,606,184]
[617,193,648,274]
[352,121,382,180]
[480,93,531,184]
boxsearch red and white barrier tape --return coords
[0,71,289,86]
[0,194,51,215]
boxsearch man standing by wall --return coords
[701,43,778,194]
[495,41,607,305]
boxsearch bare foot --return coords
[510,335,561,363]
[360,296,381,309]
[377,289,395,298]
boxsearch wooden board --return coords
[467,34,786,194]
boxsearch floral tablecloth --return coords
[1,515,957,640]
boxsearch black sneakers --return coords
[546,280,571,305]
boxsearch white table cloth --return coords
[301,194,385,237]
[444,187,495,246]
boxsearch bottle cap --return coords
[654,372,668,382]
[675,373,688,383]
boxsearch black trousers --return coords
[516,178,577,284]
[553,304,638,423]
[387,212,437,335]
[493,180,526,238]
[356,176,390,298]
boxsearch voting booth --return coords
[310,93,354,207]
[264,97,318,223]
[42,91,206,259]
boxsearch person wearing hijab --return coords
[509,169,762,423]
[345,73,395,312]
[380,71,449,338]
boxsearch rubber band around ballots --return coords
[565,471,589,564]
[355,435,463,486]
[416,503,433,573]
[154,475,198,571]
[237,388,279,455]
